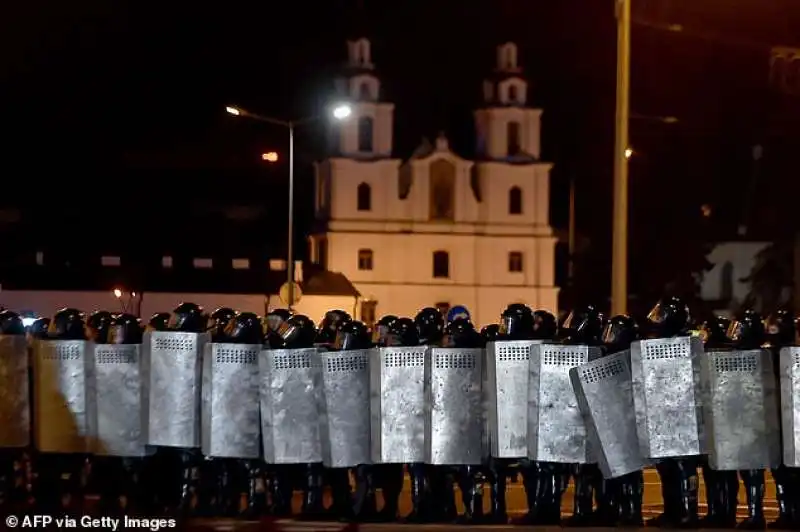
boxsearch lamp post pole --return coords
[612,0,631,316]
[225,104,352,311]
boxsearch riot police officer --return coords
[698,315,739,528]
[730,310,770,529]
[0,310,29,510]
[560,305,605,527]
[265,309,291,348]
[601,315,644,526]
[644,296,699,528]
[764,310,799,529]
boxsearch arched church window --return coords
[507,121,521,156]
[358,116,374,152]
[433,251,450,278]
[508,186,522,215]
[720,261,734,301]
[359,82,371,100]
[508,85,518,103]
[357,182,371,211]
[429,159,455,221]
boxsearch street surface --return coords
[186,468,781,530]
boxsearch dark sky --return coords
[3,0,799,301]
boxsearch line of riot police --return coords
[0,297,798,529]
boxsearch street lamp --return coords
[226,103,352,309]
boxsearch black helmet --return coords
[223,312,263,344]
[208,307,236,342]
[335,320,371,351]
[481,324,501,344]
[0,310,25,336]
[699,316,732,349]
[414,307,444,345]
[372,315,398,346]
[500,303,535,340]
[48,308,86,340]
[727,309,766,350]
[765,309,796,348]
[29,317,51,339]
[317,310,352,346]
[442,317,481,348]
[277,314,317,349]
[561,305,604,346]
[532,310,558,341]
[386,317,419,347]
[108,313,144,344]
[87,310,114,344]
[645,296,691,339]
[266,309,292,332]
[602,314,639,354]
[169,302,206,333]
[147,312,171,332]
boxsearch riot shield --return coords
[701,349,780,470]
[92,343,148,457]
[779,347,800,467]
[201,343,261,459]
[630,336,704,459]
[0,336,30,448]
[528,343,602,463]
[142,331,207,449]
[260,347,323,464]
[425,347,484,465]
[485,340,540,459]
[32,339,94,454]
[570,350,648,479]
[319,349,371,468]
[370,346,428,464]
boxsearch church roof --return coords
[301,268,360,297]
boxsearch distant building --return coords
[700,240,771,316]
[310,39,558,326]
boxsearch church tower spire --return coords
[474,42,542,161]
[331,38,394,158]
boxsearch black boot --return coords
[515,460,551,524]
[672,458,699,528]
[374,464,402,522]
[648,459,678,527]
[564,464,595,526]
[352,465,377,521]
[403,463,428,523]
[700,456,721,527]
[268,465,293,516]
[429,466,456,522]
[300,462,325,518]
[241,460,264,518]
[769,466,793,529]
[619,471,644,527]
[717,470,741,528]
[738,469,766,529]
[488,459,508,524]
[456,466,483,524]
[327,468,354,521]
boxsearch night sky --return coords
[3,0,799,306]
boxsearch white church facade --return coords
[309,38,558,327]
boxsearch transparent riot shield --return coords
[779,347,800,467]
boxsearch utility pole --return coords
[611,0,631,316]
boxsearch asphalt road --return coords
[185,468,781,530]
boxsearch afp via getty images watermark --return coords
[5,514,177,530]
